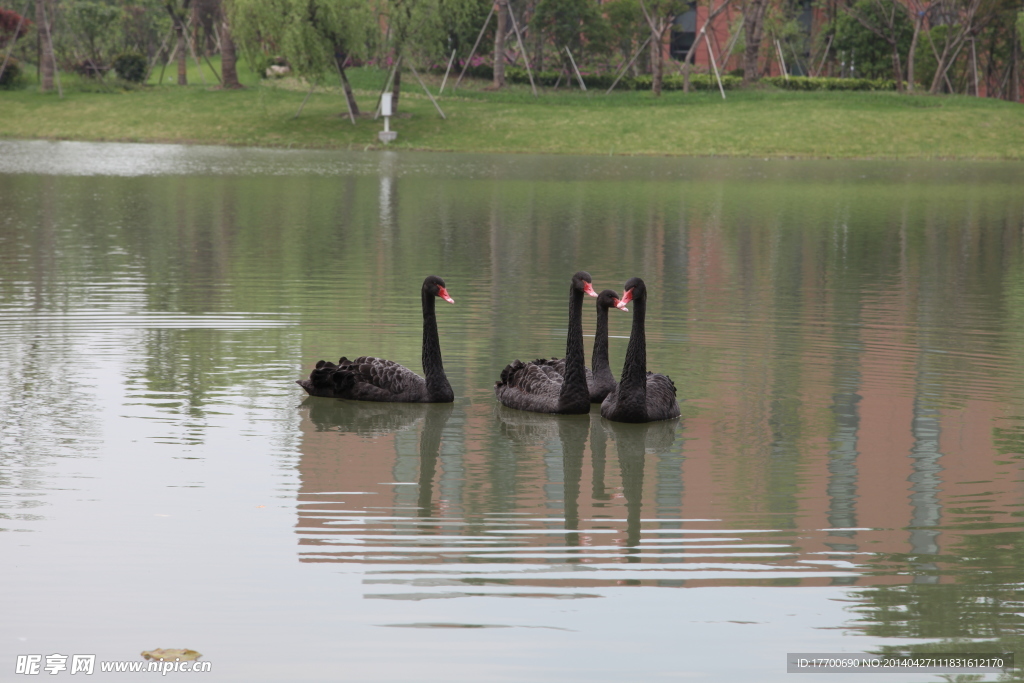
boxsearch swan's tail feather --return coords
[497,359,526,388]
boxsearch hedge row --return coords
[503,67,742,91]
[761,75,898,91]
[452,65,896,93]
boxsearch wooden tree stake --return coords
[606,34,652,94]
[565,46,586,90]
[439,49,457,94]
[453,4,494,91]
[507,3,537,97]
[409,62,446,118]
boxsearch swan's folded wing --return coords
[531,357,566,381]
[340,356,424,397]
[646,372,681,420]
[495,359,567,411]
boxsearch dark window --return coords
[670,2,698,60]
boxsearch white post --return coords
[378,92,397,143]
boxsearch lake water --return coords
[2,140,1024,682]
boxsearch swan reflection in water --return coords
[496,407,591,547]
[495,407,680,555]
[603,417,681,563]
[298,398,453,518]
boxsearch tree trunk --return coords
[493,0,508,88]
[36,0,54,92]
[650,24,663,96]
[174,20,188,84]
[393,65,402,112]
[219,17,241,89]
[891,41,904,93]
[906,14,923,92]
[743,0,769,84]
[336,56,360,116]
[1013,34,1020,103]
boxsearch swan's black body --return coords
[494,272,597,414]
[600,277,680,423]
[296,276,455,403]
[535,289,622,403]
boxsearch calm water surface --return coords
[2,140,1024,682]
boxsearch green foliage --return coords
[830,0,912,79]
[502,65,742,90]
[120,0,172,56]
[231,0,375,81]
[604,0,646,67]
[3,80,1023,159]
[913,24,949,90]
[64,0,125,68]
[762,75,897,90]
[113,52,148,82]
[532,0,612,64]
[500,70,896,92]
[0,56,23,89]
[433,0,489,63]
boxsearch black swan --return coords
[600,277,681,423]
[532,289,625,403]
[296,275,455,403]
[494,271,598,414]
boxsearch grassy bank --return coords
[2,61,1023,159]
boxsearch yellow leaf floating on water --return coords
[141,649,202,662]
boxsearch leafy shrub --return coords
[113,52,147,83]
[71,60,110,78]
[828,0,912,79]
[762,75,897,91]
[0,56,22,89]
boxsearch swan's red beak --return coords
[616,289,633,310]
[438,287,455,304]
[583,282,598,298]
[613,297,628,312]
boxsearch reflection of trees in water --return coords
[849,530,1024,661]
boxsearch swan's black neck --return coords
[558,282,590,413]
[421,289,453,402]
[592,302,610,374]
[619,289,647,401]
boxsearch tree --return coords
[604,0,648,77]
[36,0,56,91]
[921,0,987,94]
[0,7,32,86]
[532,0,608,78]
[165,0,192,84]
[833,0,913,88]
[219,0,242,88]
[64,0,124,75]
[636,0,689,95]
[232,0,373,114]
[741,0,771,83]
[0,7,32,50]
[493,0,507,87]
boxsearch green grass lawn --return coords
[2,58,1023,160]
